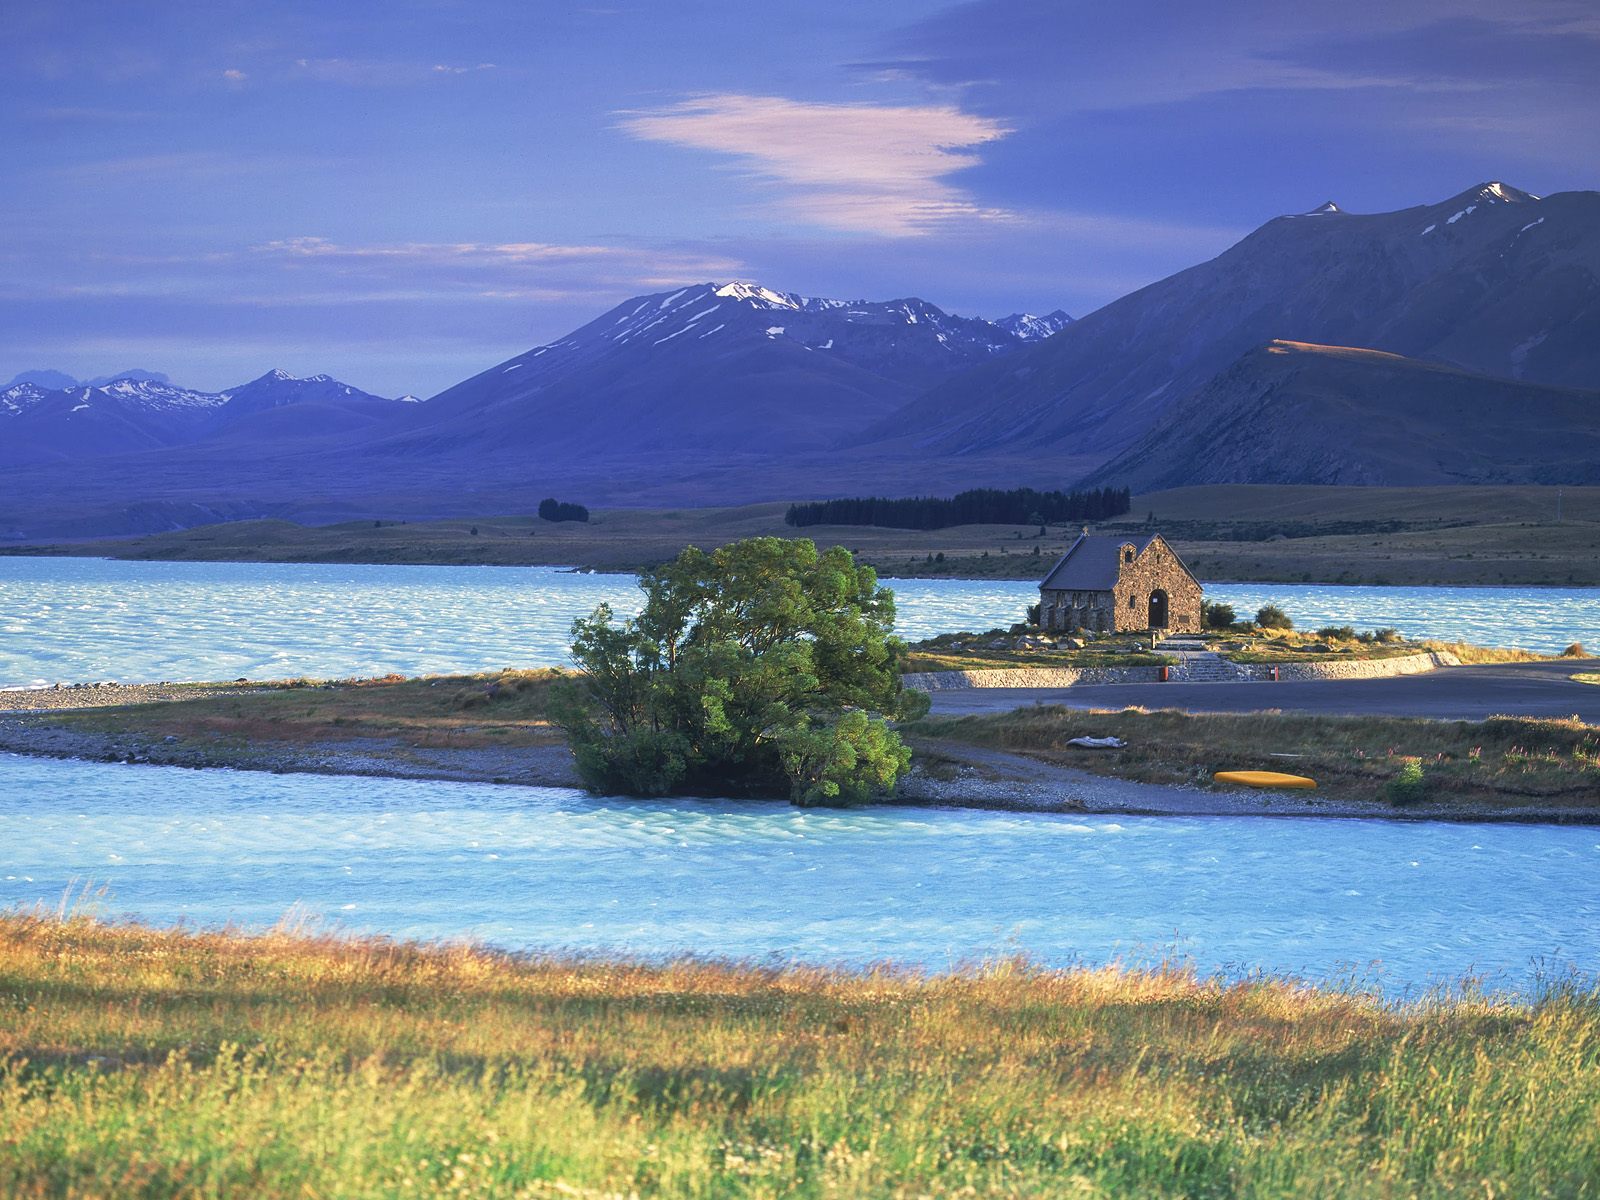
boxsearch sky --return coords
[4,0,1597,397]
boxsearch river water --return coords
[3,753,1595,995]
[1,557,1595,687]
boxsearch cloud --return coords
[616,93,1013,237]
[292,57,495,86]
[222,68,248,83]
[251,237,742,292]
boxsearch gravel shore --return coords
[0,682,258,712]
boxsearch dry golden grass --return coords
[1,912,1597,1197]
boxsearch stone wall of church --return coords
[1110,538,1203,632]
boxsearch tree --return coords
[1255,604,1294,630]
[1202,601,1236,629]
[539,498,590,523]
[552,537,929,805]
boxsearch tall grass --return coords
[1,913,1597,1197]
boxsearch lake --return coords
[1,556,1595,688]
[2,753,1594,996]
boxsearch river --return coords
[3,753,1595,995]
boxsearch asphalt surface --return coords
[926,660,1600,723]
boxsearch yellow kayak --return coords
[1214,770,1316,790]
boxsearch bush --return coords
[1384,758,1428,806]
[1202,601,1236,629]
[1563,642,1588,657]
[1255,605,1293,630]
[1316,625,1357,642]
[538,498,589,523]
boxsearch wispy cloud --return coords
[292,57,495,86]
[251,236,742,291]
[617,93,1013,237]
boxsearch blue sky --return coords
[4,0,1596,397]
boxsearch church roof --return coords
[1039,533,1160,591]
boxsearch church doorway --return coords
[1148,590,1169,629]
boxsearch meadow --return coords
[1,912,1597,1198]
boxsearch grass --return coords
[1,911,1598,1198]
[908,707,1600,810]
[50,670,566,752]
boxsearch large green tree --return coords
[553,537,928,805]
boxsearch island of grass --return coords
[0,911,1596,1197]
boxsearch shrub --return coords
[1025,603,1042,626]
[538,498,590,523]
[1563,642,1588,657]
[1202,601,1236,630]
[1255,605,1293,630]
[1385,758,1428,806]
[1316,625,1357,642]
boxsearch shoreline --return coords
[3,700,1594,825]
[4,545,1600,590]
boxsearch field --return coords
[1,912,1597,1198]
[7,484,1600,585]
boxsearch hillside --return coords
[1085,341,1600,489]
[871,183,1600,465]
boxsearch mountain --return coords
[3,368,172,390]
[871,182,1599,467]
[408,281,1031,456]
[1084,341,1600,489]
[0,370,406,466]
[995,310,1073,341]
[4,369,80,391]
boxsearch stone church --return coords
[1037,531,1203,634]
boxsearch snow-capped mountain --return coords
[995,310,1074,341]
[415,281,1039,457]
[0,369,409,466]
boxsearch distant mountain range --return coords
[0,370,414,466]
[1,180,1596,538]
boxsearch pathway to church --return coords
[1155,636,1247,682]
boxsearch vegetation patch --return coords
[908,707,1600,811]
[1,912,1597,1199]
[49,670,566,751]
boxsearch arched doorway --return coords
[1148,590,1169,629]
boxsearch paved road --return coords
[926,661,1600,723]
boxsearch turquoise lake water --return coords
[3,753,1596,995]
[1,557,1595,688]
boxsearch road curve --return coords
[925,660,1600,724]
